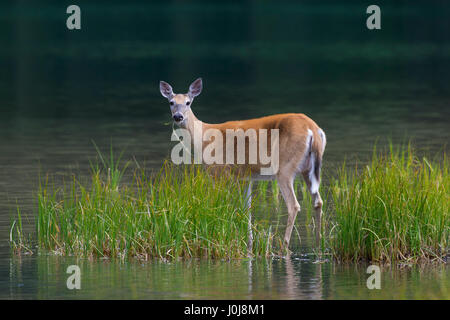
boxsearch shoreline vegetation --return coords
[11,157,276,260]
[328,144,448,264]
[10,144,449,263]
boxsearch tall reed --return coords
[11,143,448,264]
[13,156,276,260]
[329,144,449,263]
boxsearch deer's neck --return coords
[180,108,205,139]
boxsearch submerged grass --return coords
[328,144,449,263]
[11,154,277,260]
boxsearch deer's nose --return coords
[173,113,184,122]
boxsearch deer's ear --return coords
[188,78,203,98]
[160,81,173,99]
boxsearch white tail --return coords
[160,78,326,251]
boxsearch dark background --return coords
[1,0,449,122]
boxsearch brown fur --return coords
[199,112,325,179]
[162,82,326,252]
[185,109,326,250]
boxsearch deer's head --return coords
[160,78,203,126]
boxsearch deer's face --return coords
[160,78,203,126]
[168,94,191,124]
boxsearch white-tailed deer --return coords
[160,78,326,251]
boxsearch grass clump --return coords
[12,156,276,260]
[329,144,449,263]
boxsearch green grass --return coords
[11,154,277,261]
[10,143,449,264]
[328,144,449,263]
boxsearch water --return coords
[3,255,448,299]
[0,1,449,299]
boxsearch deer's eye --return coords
[170,101,174,106]
[186,101,190,106]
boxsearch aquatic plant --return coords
[328,144,449,263]
[11,143,448,264]
[11,153,276,260]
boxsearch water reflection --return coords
[3,254,448,299]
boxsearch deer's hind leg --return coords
[302,164,323,247]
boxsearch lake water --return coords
[0,1,448,299]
